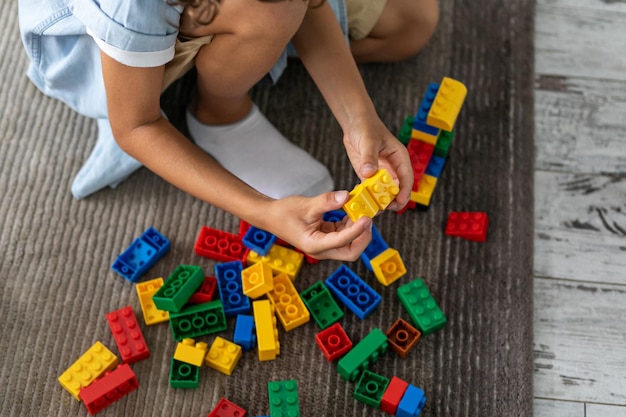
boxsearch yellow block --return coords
[58,341,118,400]
[343,169,400,222]
[427,77,468,132]
[242,262,274,299]
[205,336,242,375]
[136,278,169,325]
[410,175,438,206]
[370,248,407,286]
[411,128,440,145]
[253,300,280,361]
[267,273,310,331]
[173,338,208,367]
[246,245,303,281]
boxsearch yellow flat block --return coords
[411,128,440,145]
[242,262,274,299]
[246,245,303,281]
[253,300,280,361]
[205,336,242,375]
[173,338,208,367]
[370,248,407,286]
[267,273,310,332]
[136,278,169,325]
[410,175,438,206]
[58,341,119,400]
[427,77,467,132]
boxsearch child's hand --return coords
[265,190,373,261]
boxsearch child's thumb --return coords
[359,143,379,178]
[312,190,350,215]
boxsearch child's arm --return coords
[291,2,413,211]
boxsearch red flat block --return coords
[445,211,489,242]
[194,226,248,263]
[207,397,246,417]
[315,322,353,361]
[380,376,409,415]
[187,276,218,305]
[79,363,138,415]
[106,306,150,364]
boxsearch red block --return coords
[315,322,353,361]
[194,226,248,262]
[238,219,251,237]
[106,306,150,364]
[79,363,139,415]
[380,376,409,415]
[408,140,434,191]
[445,211,489,242]
[397,201,417,215]
[207,397,246,417]
[187,276,218,305]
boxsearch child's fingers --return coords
[308,216,372,260]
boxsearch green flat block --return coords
[397,278,446,336]
[268,380,300,417]
[397,115,415,146]
[170,358,199,389]
[169,299,227,341]
[152,265,204,312]
[354,370,390,408]
[434,129,454,157]
[337,328,388,382]
[300,281,344,329]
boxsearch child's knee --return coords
[397,0,439,57]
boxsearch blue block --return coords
[413,83,441,136]
[233,314,256,351]
[360,224,389,271]
[425,155,446,178]
[112,226,170,282]
[242,226,276,256]
[323,209,346,223]
[325,265,381,320]
[214,261,251,317]
[396,384,427,417]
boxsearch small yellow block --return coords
[253,299,280,361]
[242,262,274,299]
[58,341,119,400]
[410,175,438,206]
[343,185,379,223]
[136,277,169,325]
[205,336,242,375]
[343,169,400,223]
[427,77,468,132]
[267,273,310,331]
[246,245,303,281]
[411,128,440,145]
[173,338,208,367]
[370,248,407,286]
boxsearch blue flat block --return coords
[242,226,276,256]
[396,384,427,417]
[325,265,381,320]
[214,261,251,317]
[112,226,171,282]
[323,209,346,223]
[360,224,388,271]
[413,83,441,136]
[233,314,256,351]
[425,155,446,178]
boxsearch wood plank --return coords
[534,171,626,284]
[534,278,626,405]
[538,0,626,13]
[534,399,585,417]
[587,404,626,417]
[535,3,626,81]
[535,76,626,174]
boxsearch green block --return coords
[170,358,199,389]
[337,328,388,382]
[152,265,204,312]
[354,370,390,408]
[397,115,415,146]
[268,380,300,417]
[300,281,344,329]
[397,278,446,335]
[434,129,454,157]
[169,299,227,341]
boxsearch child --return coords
[18,0,438,260]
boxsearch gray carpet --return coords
[0,0,534,416]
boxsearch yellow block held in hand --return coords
[343,169,400,223]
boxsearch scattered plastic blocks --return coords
[427,76,468,132]
[205,336,242,376]
[135,278,169,325]
[187,276,217,305]
[169,299,228,341]
[445,211,489,242]
[207,398,246,417]
[105,306,150,364]
[194,226,248,263]
[386,318,421,358]
[58,341,119,400]
[354,370,390,408]
[170,358,200,389]
[325,265,381,320]
[152,265,204,313]
[233,314,256,351]
[78,363,138,415]
[397,115,414,146]
[267,273,310,331]
[397,278,446,336]
[253,299,280,361]
[360,223,389,271]
[370,248,407,286]
[380,376,410,415]
[242,226,276,256]
[343,169,400,223]
[315,322,353,361]
[215,261,251,317]
[246,244,303,281]
[410,175,437,206]
[337,327,388,382]
[111,226,170,282]
[412,83,441,136]
[396,384,427,417]
[242,262,274,299]
[300,281,344,329]
[268,380,300,417]
[174,338,208,367]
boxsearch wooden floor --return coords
[533,0,626,415]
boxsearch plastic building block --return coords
[300,281,344,329]
[325,265,382,320]
[246,244,303,281]
[360,223,389,271]
[407,140,434,189]
[370,248,407,286]
[207,398,246,417]
[322,209,346,222]
[397,115,414,146]
[135,278,169,325]
[233,314,256,351]
[58,341,119,400]
[170,358,200,389]
[78,363,138,415]
[111,227,170,282]
[215,260,251,317]
[267,380,300,417]
[343,169,400,223]
[410,175,437,206]
[315,322,353,361]
[412,83,441,136]
[242,262,274,299]
[445,211,489,242]
[411,128,440,146]
[105,306,150,364]
[187,275,218,305]
[238,219,251,237]
[354,370,390,408]
[425,155,446,179]
[386,318,421,358]
[267,273,310,331]
[174,338,208,367]
[427,77,467,132]
[194,226,248,263]
[380,376,410,415]
[242,226,276,256]
[337,328,388,382]
[397,201,416,215]
[169,299,228,341]
[152,265,204,313]
[205,336,242,375]
[397,278,446,336]
[342,186,379,222]
[253,299,280,361]
[396,384,427,417]
[433,129,454,158]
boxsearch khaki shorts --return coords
[346,0,387,40]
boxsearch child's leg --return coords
[348,0,439,63]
